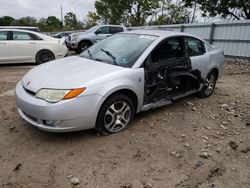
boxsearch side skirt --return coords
[140,89,198,112]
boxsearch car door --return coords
[185,37,210,79]
[10,31,41,62]
[144,36,188,104]
[93,26,111,42]
[0,31,10,63]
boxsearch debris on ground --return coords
[13,163,21,172]
[228,141,238,150]
[69,177,80,185]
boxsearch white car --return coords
[0,29,68,64]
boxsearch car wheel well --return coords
[210,68,219,79]
[79,40,93,46]
[103,89,138,111]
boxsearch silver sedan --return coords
[15,30,224,134]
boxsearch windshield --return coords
[80,33,158,68]
[85,25,99,33]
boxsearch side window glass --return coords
[0,31,8,40]
[109,27,123,34]
[96,26,109,34]
[186,37,205,56]
[151,37,185,63]
[13,31,34,40]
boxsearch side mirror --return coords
[95,30,100,35]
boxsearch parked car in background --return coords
[15,30,224,134]
[0,26,40,32]
[0,29,68,64]
[66,25,126,53]
[52,31,73,39]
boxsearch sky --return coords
[0,0,96,21]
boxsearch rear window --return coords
[186,37,205,56]
[12,31,42,40]
[109,27,124,34]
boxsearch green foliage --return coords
[149,0,190,25]
[95,0,190,26]
[12,16,37,26]
[84,11,101,29]
[95,0,133,25]
[46,16,62,30]
[0,16,15,26]
[183,0,250,20]
[64,12,83,30]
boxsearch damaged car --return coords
[15,30,224,134]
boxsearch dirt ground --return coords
[0,59,249,188]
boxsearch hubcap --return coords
[80,44,89,52]
[39,52,53,63]
[204,74,215,95]
[104,101,131,133]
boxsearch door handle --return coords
[0,42,7,45]
[29,42,36,44]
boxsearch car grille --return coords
[23,86,36,96]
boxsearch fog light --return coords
[44,120,61,126]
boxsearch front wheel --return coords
[36,50,55,64]
[96,94,135,135]
[77,42,91,54]
[197,71,218,98]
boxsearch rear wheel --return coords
[36,50,55,64]
[197,71,218,98]
[96,94,135,135]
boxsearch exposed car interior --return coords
[144,36,203,104]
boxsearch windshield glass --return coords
[85,25,99,33]
[80,33,158,68]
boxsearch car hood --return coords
[22,56,124,92]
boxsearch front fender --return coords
[85,68,145,120]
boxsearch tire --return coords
[36,50,55,64]
[197,71,218,98]
[77,42,91,54]
[96,94,135,135]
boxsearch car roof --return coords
[98,24,126,28]
[0,28,39,34]
[125,29,203,40]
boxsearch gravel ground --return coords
[0,59,249,188]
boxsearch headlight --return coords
[71,34,80,41]
[35,88,85,103]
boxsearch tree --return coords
[0,16,15,26]
[95,0,160,26]
[149,0,190,25]
[84,11,100,29]
[47,16,62,28]
[64,12,79,29]
[130,0,160,26]
[95,0,133,25]
[12,16,37,26]
[183,0,250,20]
[37,18,48,31]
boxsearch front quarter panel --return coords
[81,68,145,117]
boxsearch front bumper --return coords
[15,82,102,133]
[66,40,78,50]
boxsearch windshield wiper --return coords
[100,48,118,65]
[87,49,93,59]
